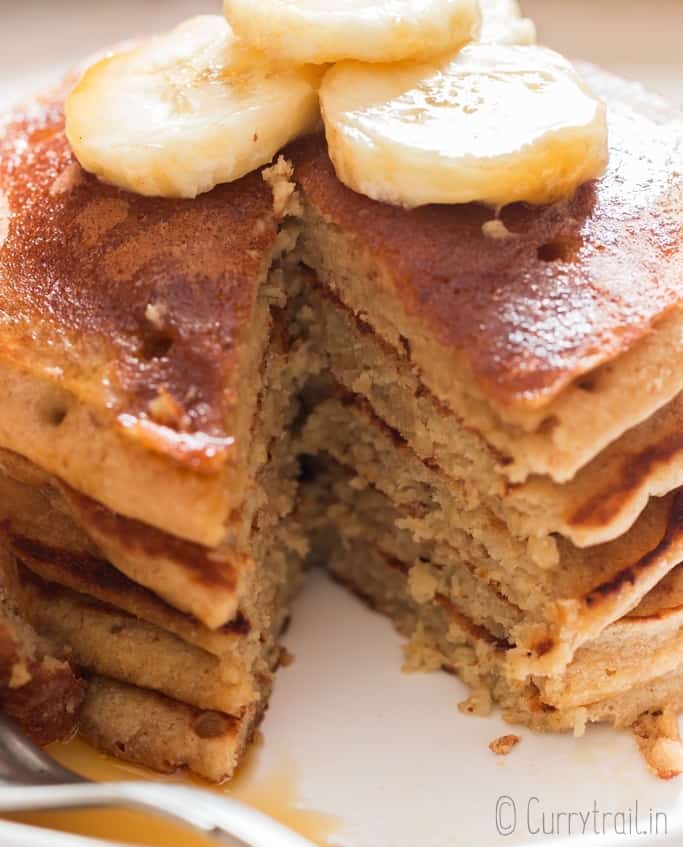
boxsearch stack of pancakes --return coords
[294,67,683,738]
[0,65,681,779]
[0,92,313,781]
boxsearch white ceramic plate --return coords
[0,3,681,846]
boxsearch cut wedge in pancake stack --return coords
[0,3,682,781]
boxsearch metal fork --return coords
[0,715,318,847]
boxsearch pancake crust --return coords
[291,68,682,411]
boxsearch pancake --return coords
[292,65,683,484]
[80,677,262,782]
[5,538,252,660]
[0,90,294,546]
[14,567,263,714]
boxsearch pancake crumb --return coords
[262,156,302,218]
[145,302,167,330]
[408,563,438,603]
[49,161,83,196]
[458,686,492,717]
[482,219,517,240]
[148,388,186,428]
[527,534,559,569]
[279,647,295,668]
[489,734,520,756]
[572,707,588,738]
[632,707,683,780]
[8,659,31,689]
[403,629,444,672]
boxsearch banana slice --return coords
[479,0,536,44]
[66,16,322,198]
[223,0,481,64]
[321,44,608,208]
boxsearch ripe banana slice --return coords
[223,0,481,64]
[66,16,322,198]
[321,44,608,209]
[479,0,536,45]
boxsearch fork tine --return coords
[0,713,86,786]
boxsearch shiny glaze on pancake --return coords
[292,67,682,408]
[0,93,277,466]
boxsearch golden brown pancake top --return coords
[0,92,278,466]
[292,67,683,408]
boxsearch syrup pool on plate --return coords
[6,735,337,847]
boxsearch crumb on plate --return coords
[632,706,683,780]
[489,734,521,756]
